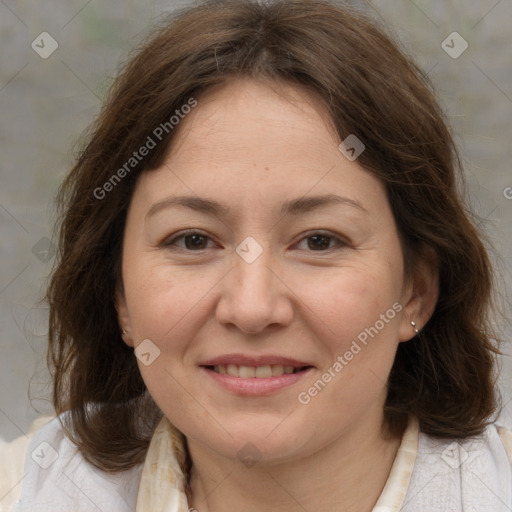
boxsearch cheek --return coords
[124,260,215,339]
[295,271,402,422]
[296,265,401,353]
[123,265,211,419]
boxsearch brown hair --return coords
[47,0,502,474]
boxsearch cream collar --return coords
[136,416,420,512]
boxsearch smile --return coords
[208,364,307,378]
[200,359,314,395]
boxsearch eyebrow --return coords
[145,194,368,221]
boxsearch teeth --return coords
[256,365,272,378]
[213,364,302,378]
[271,365,284,376]
[239,366,256,378]
[226,364,238,377]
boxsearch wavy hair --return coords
[47,0,501,474]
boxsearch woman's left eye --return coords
[163,231,345,252]
[294,232,345,252]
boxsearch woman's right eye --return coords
[163,231,216,251]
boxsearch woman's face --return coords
[117,78,422,464]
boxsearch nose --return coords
[215,247,294,335]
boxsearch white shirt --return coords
[1,414,512,511]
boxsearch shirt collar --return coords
[136,415,420,512]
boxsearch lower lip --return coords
[200,366,314,396]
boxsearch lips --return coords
[200,355,313,377]
[200,354,313,369]
[199,354,314,395]
[212,364,298,378]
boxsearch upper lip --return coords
[200,354,313,368]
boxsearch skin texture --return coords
[116,78,438,512]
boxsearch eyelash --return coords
[162,229,348,253]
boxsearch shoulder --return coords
[0,434,32,512]
[403,423,512,511]
[2,414,144,512]
[0,416,54,512]
[497,424,512,464]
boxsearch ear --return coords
[398,245,439,343]
[115,287,135,348]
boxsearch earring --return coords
[410,321,419,335]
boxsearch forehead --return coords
[167,77,339,165]
[132,78,389,221]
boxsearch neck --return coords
[186,408,403,512]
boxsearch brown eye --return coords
[164,231,215,251]
[295,232,346,252]
[307,235,332,251]
[183,234,209,250]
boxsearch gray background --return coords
[0,0,511,441]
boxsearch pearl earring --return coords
[410,321,419,335]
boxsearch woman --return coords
[1,0,511,510]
